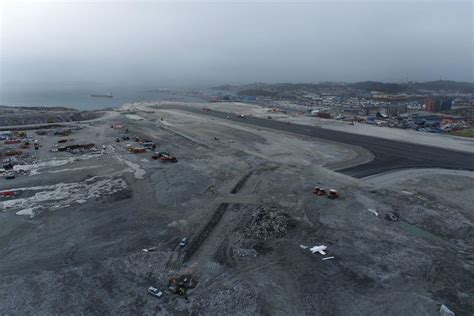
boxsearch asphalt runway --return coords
[158,104,474,178]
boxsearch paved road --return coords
[157,104,474,178]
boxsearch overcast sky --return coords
[1,0,473,88]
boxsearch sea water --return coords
[0,86,209,111]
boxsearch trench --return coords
[183,171,253,262]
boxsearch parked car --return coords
[147,286,163,298]
[179,238,188,247]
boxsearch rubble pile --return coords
[245,206,291,240]
[168,274,197,296]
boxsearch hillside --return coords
[215,80,474,95]
[415,80,474,93]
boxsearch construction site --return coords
[1,101,473,315]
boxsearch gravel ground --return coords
[0,105,472,315]
[131,101,474,154]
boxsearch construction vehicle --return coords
[132,147,146,154]
[142,142,156,150]
[327,189,340,199]
[153,151,177,163]
[2,191,15,198]
[313,187,326,196]
[5,151,22,157]
[160,155,177,163]
[5,139,21,144]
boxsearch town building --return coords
[424,98,441,113]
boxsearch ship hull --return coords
[90,94,113,98]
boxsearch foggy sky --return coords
[1,0,473,88]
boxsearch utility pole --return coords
[470,98,474,127]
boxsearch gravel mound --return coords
[244,206,291,239]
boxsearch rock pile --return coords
[245,206,290,240]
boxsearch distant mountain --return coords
[237,89,278,97]
[415,80,474,93]
[349,81,406,93]
[210,84,238,91]
[213,80,474,95]
[349,80,474,94]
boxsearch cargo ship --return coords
[90,92,113,98]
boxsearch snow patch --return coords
[15,208,35,218]
[115,156,146,179]
[4,177,127,218]
[14,154,100,176]
[125,114,145,120]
